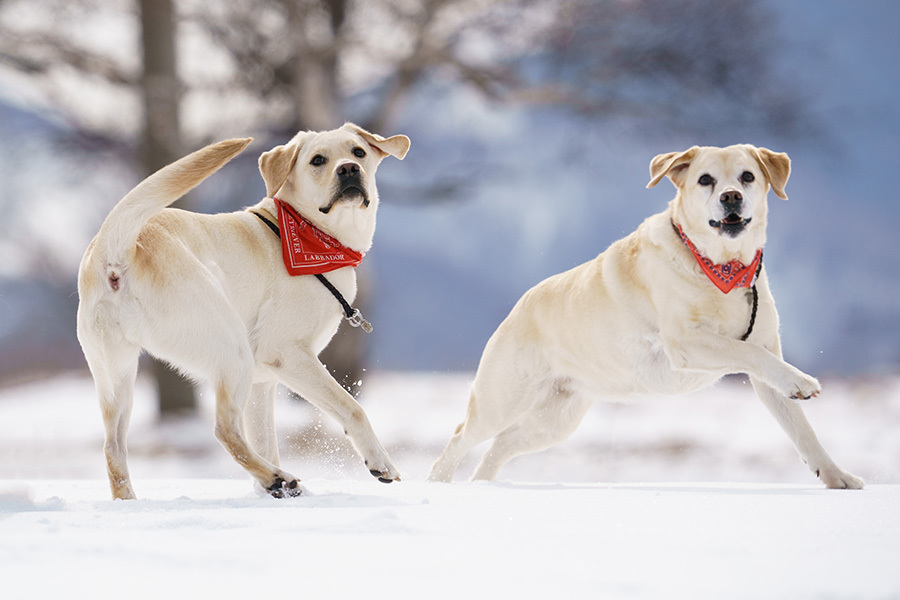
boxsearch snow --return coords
[2,479,898,599]
[1,372,899,599]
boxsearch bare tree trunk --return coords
[285,0,344,131]
[139,0,196,416]
[280,0,366,396]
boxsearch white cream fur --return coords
[429,145,864,490]
[77,123,410,499]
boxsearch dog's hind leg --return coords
[82,338,141,500]
[428,390,499,483]
[244,381,279,466]
[471,380,592,482]
[77,296,141,499]
[101,370,139,500]
[430,339,554,482]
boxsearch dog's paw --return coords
[365,460,401,484]
[818,468,865,490]
[369,469,400,484]
[779,368,821,400]
[266,476,303,498]
[110,479,137,501]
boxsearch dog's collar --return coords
[250,198,372,333]
[253,207,281,237]
[672,221,762,341]
[673,222,762,294]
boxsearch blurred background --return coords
[0,0,897,484]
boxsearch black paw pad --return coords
[268,477,302,498]
[369,469,396,484]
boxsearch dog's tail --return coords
[96,137,252,270]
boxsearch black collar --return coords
[253,209,280,237]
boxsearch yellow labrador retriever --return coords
[430,145,864,489]
[77,123,409,499]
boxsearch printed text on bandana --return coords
[274,198,363,275]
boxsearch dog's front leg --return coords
[271,347,400,483]
[749,377,864,489]
[660,329,821,400]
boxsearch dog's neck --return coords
[672,218,762,264]
[670,215,764,267]
[668,194,766,265]
[255,197,375,253]
[672,220,762,294]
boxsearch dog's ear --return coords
[342,122,410,160]
[750,146,790,200]
[646,147,700,189]
[259,142,302,198]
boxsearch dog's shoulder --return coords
[636,210,682,255]
[603,212,679,280]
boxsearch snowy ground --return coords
[1,372,899,599]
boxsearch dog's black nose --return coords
[720,190,743,206]
[337,162,360,180]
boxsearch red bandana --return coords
[274,198,364,276]
[676,224,762,294]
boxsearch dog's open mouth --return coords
[709,214,751,236]
[319,186,369,214]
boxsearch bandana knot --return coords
[676,223,762,294]
[274,198,363,276]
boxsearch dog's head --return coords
[646,144,790,263]
[258,123,410,250]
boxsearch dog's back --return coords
[77,138,251,306]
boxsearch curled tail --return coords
[97,137,252,269]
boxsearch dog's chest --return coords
[253,268,357,343]
[687,285,755,338]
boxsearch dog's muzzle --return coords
[320,162,369,214]
[709,189,750,237]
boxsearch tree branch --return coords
[0,29,137,86]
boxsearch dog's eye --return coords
[310,155,327,166]
[353,147,366,159]
[698,174,714,186]
[740,171,755,184]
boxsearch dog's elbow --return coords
[659,337,690,370]
[665,349,690,370]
